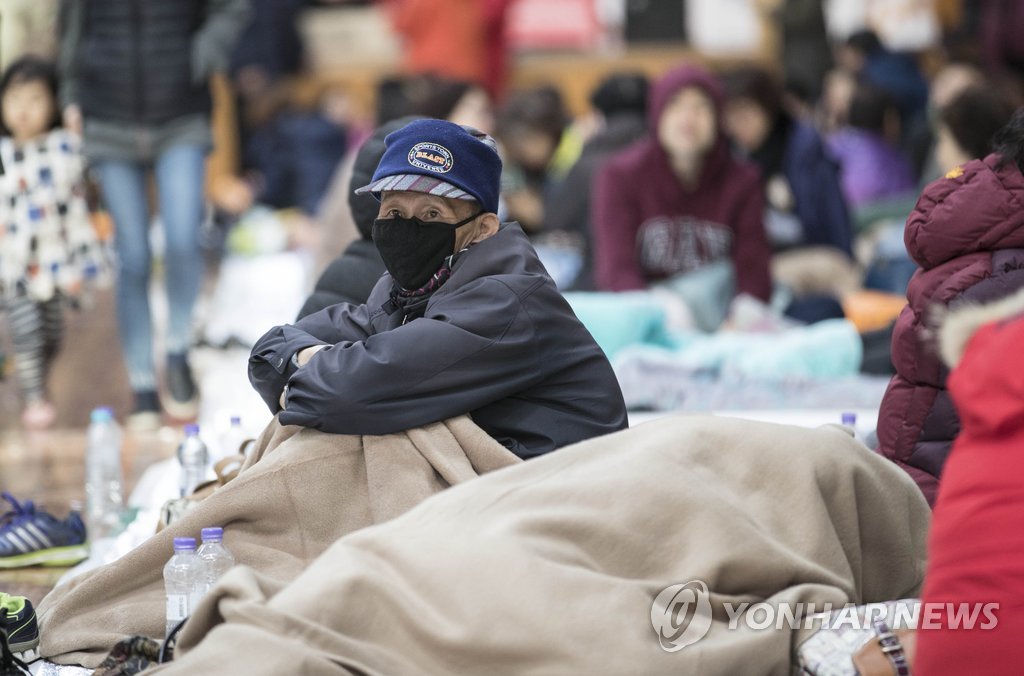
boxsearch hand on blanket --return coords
[279,345,329,408]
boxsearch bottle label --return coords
[166,594,188,621]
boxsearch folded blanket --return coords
[147,415,930,675]
[37,416,518,667]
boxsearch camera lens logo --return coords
[651,580,713,652]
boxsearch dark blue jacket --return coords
[784,121,854,257]
[249,223,628,458]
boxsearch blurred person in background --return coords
[827,82,917,296]
[723,67,852,258]
[543,73,648,291]
[58,0,249,429]
[591,64,772,306]
[374,74,494,134]
[816,68,857,136]
[413,75,495,136]
[827,82,916,211]
[723,66,855,323]
[906,62,984,183]
[934,85,1016,174]
[836,29,929,146]
[0,57,109,429]
[222,0,308,215]
[242,81,349,216]
[231,0,305,89]
[494,86,568,235]
[384,0,515,100]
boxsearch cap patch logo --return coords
[408,142,454,174]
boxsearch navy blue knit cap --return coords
[354,118,502,214]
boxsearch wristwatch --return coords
[872,618,910,676]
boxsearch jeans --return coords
[95,144,206,391]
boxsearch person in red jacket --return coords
[915,288,1024,674]
[385,0,514,99]
[875,108,1024,506]
[590,64,772,301]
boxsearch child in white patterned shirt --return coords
[0,57,108,428]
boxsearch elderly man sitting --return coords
[248,119,627,458]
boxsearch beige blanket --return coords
[37,415,518,667]
[147,416,930,675]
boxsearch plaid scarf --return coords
[389,249,467,321]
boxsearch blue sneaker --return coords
[0,493,88,568]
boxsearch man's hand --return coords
[296,344,328,367]
[63,105,83,136]
[278,345,328,409]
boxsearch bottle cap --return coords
[201,527,223,541]
[90,407,114,423]
[230,416,241,425]
[184,423,200,437]
[173,537,197,551]
[841,412,857,426]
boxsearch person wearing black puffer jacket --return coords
[296,117,422,320]
[57,0,249,429]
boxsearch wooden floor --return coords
[0,290,178,605]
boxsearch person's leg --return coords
[94,158,161,423]
[154,143,206,412]
[39,295,63,365]
[6,297,56,428]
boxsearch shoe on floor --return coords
[126,390,161,432]
[0,593,38,664]
[164,353,199,419]
[0,492,88,569]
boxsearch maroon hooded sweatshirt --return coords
[876,153,1024,506]
[590,65,772,300]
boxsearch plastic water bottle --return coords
[177,424,209,498]
[218,416,247,460]
[85,407,124,539]
[196,527,235,596]
[841,412,866,445]
[163,537,205,637]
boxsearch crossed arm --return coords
[248,278,546,435]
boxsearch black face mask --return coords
[372,210,482,290]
